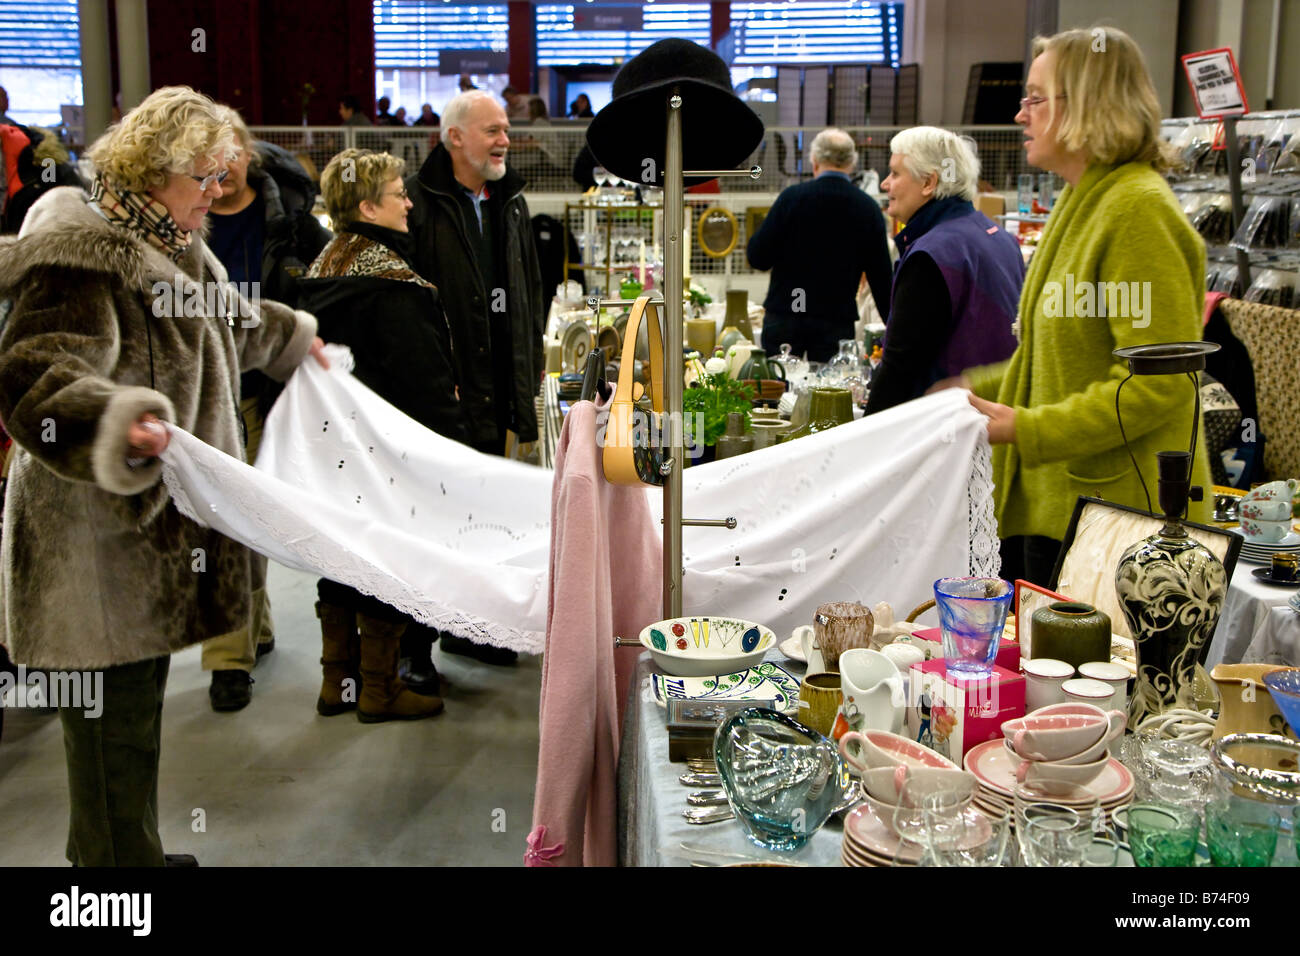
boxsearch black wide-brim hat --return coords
[586,38,765,186]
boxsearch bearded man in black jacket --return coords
[404,90,545,667]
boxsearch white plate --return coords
[844,803,924,865]
[651,662,801,715]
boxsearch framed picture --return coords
[1049,496,1242,650]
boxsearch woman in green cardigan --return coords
[934,26,1213,584]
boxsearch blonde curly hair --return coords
[87,86,237,193]
[319,148,405,231]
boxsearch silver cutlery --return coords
[682,806,735,825]
[678,771,721,787]
[685,789,730,807]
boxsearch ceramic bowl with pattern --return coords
[639,616,776,677]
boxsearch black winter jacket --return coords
[405,144,545,445]
[296,223,466,442]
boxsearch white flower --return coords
[704,357,727,375]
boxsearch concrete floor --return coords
[0,562,541,866]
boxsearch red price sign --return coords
[1181,48,1248,118]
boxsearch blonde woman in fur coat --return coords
[0,86,327,866]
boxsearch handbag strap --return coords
[612,293,665,413]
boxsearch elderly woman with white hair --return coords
[0,86,326,865]
[865,126,1024,414]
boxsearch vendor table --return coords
[1206,561,1300,668]
[618,653,846,867]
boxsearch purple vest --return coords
[892,206,1024,378]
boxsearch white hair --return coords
[442,90,500,133]
[888,126,980,201]
[810,128,857,172]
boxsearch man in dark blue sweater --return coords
[746,128,893,362]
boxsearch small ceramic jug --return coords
[830,648,905,741]
[738,348,788,383]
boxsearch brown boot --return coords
[357,614,444,722]
[316,601,360,716]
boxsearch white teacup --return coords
[1242,478,1299,503]
[860,764,977,807]
[1240,517,1292,543]
[1239,498,1292,521]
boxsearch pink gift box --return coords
[909,626,1021,673]
[905,659,1026,765]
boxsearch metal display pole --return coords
[1222,115,1252,289]
[663,91,686,618]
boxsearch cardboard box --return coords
[975,192,1007,219]
[906,626,1020,673]
[906,660,1025,765]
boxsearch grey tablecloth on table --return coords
[617,653,846,867]
[1205,560,1300,668]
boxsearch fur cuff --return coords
[263,309,319,381]
[92,387,177,495]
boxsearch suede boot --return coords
[316,601,360,716]
[357,614,444,722]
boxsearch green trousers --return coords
[59,655,170,867]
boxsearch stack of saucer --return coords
[840,802,922,867]
[1229,526,1300,565]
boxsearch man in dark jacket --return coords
[405,89,545,666]
[406,90,545,455]
[202,109,332,710]
[747,127,893,362]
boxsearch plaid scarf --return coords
[90,175,192,261]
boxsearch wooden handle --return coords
[905,599,936,623]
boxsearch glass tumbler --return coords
[933,577,1013,679]
[1127,803,1201,867]
[1206,797,1280,867]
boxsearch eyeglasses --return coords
[190,169,230,191]
[1019,95,1066,110]
[382,187,410,201]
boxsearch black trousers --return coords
[998,535,1063,589]
[60,655,170,867]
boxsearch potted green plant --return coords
[683,354,754,463]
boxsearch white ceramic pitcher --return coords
[831,648,905,740]
[795,624,825,674]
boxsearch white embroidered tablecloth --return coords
[160,346,997,654]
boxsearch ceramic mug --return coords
[796,672,842,737]
[1022,657,1075,713]
[1240,517,1292,543]
[813,601,875,672]
[795,624,825,673]
[833,648,905,738]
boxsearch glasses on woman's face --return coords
[190,168,230,191]
[382,187,410,201]
[1019,94,1065,110]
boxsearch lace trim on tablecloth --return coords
[968,431,1001,577]
[161,446,545,655]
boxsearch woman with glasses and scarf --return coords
[0,85,326,866]
[297,148,466,722]
[931,26,1212,584]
